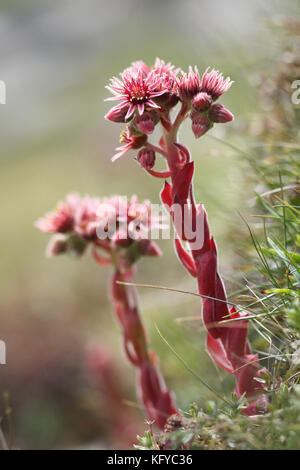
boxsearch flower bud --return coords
[155,92,179,109]
[191,115,211,138]
[46,234,68,257]
[137,148,156,170]
[209,104,234,123]
[126,60,150,78]
[112,228,132,247]
[137,239,162,257]
[68,234,87,256]
[104,105,129,123]
[192,92,212,112]
[133,112,155,135]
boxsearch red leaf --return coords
[206,334,234,373]
[174,237,197,277]
[160,181,173,209]
[173,161,194,202]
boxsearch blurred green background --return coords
[0,0,298,449]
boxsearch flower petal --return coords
[125,103,136,120]
[137,103,145,115]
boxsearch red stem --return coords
[110,267,178,428]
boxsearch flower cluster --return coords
[105,58,234,162]
[105,59,268,416]
[36,193,161,264]
[37,193,177,429]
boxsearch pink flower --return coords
[35,194,78,233]
[96,194,158,238]
[73,195,101,238]
[152,57,179,78]
[112,127,147,162]
[152,58,179,92]
[124,60,150,78]
[36,193,102,238]
[200,67,233,101]
[37,193,162,258]
[105,69,167,121]
[152,58,179,107]
[127,195,152,228]
[178,66,201,101]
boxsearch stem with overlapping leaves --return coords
[109,263,178,429]
[36,193,178,429]
[157,104,267,415]
[105,59,268,415]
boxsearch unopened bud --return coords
[134,112,155,135]
[68,234,87,256]
[104,105,129,123]
[192,92,212,112]
[191,115,211,138]
[112,228,132,247]
[137,239,162,257]
[208,104,234,123]
[137,148,156,170]
[46,234,68,257]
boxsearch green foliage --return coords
[137,385,300,450]
[135,430,157,450]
